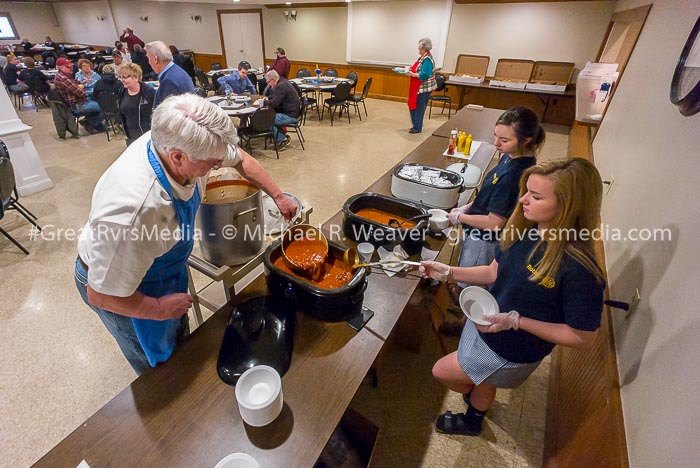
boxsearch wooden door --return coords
[217,9,265,69]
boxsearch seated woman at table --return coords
[420,157,606,437]
[75,58,101,100]
[217,64,256,95]
[405,37,437,134]
[116,63,155,146]
[440,107,544,336]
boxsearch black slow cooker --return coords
[342,192,428,255]
[263,238,368,322]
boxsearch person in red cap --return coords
[54,57,105,133]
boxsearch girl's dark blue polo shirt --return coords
[481,235,605,363]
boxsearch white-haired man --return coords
[146,40,194,108]
[74,94,297,375]
[262,69,300,150]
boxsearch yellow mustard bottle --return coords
[464,133,473,156]
[457,131,466,152]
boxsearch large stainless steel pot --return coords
[197,180,264,266]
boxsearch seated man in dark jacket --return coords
[18,57,50,94]
[262,70,300,150]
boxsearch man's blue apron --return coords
[132,141,200,367]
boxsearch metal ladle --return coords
[387,213,431,229]
[343,247,422,269]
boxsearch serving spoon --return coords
[387,213,431,229]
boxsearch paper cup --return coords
[357,243,375,263]
[235,365,283,427]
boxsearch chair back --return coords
[193,87,208,98]
[346,71,358,86]
[195,69,211,88]
[45,56,56,69]
[324,68,338,77]
[361,77,373,99]
[249,107,276,132]
[0,156,16,209]
[290,81,303,98]
[211,72,225,93]
[211,62,222,71]
[296,68,311,78]
[332,81,352,101]
[248,72,258,89]
[435,73,447,92]
[94,91,119,117]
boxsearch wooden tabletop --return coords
[432,105,505,140]
[36,117,499,468]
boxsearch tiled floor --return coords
[0,97,569,466]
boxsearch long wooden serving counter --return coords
[36,109,499,467]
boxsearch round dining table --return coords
[206,95,265,127]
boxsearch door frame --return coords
[216,9,266,69]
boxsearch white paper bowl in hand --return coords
[427,209,449,231]
[459,286,499,326]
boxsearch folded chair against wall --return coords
[0,142,42,255]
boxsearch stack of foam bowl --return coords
[235,365,283,427]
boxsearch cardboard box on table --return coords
[488,58,534,90]
[448,54,490,85]
[526,61,575,92]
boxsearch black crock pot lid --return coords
[217,295,295,386]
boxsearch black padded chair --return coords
[193,87,208,98]
[281,102,305,151]
[291,81,318,124]
[194,68,216,95]
[322,81,352,126]
[210,62,222,71]
[346,71,359,94]
[248,72,258,93]
[324,68,338,77]
[348,77,372,120]
[211,72,226,94]
[429,73,452,119]
[0,141,42,255]
[94,91,121,141]
[296,68,311,78]
[238,107,280,159]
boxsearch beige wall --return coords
[52,0,117,47]
[593,0,700,465]
[444,1,615,75]
[262,7,347,64]
[0,2,63,46]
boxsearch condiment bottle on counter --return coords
[457,131,467,152]
[447,130,458,155]
[464,133,473,156]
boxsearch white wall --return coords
[593,0,700,465]
[0,2,63,46]
[52,0,117,47]
[262,7,347,64]
[444,1,615,75]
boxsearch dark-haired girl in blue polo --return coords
[421,157,606,436]
[441,107,545,336]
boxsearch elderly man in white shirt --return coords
[75,93,297,375]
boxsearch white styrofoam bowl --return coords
[427,209,449,231]
[459,286,499,326]
[235,365,283,427]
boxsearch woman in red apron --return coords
[406,37,437,134]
